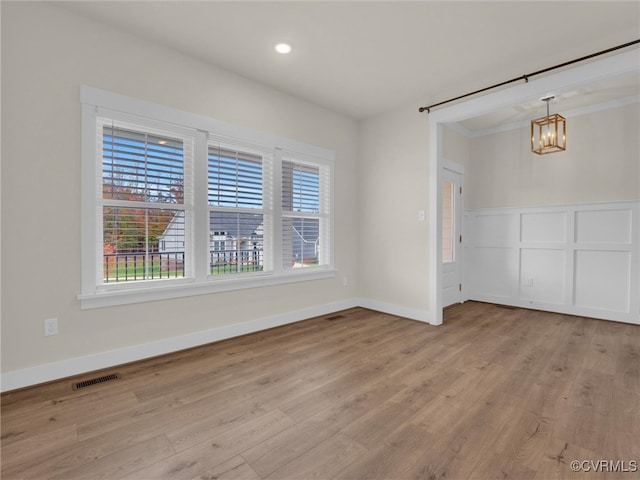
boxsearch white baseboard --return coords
[1,298,360,393]
[1,297,435,392]
[358,298,432,324]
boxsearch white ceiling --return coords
[457,71,640,134]
[58,1,640,122]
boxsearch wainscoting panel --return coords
[469,246,517,301]
[574,250,631,312]
[575,209,632,244]
[465,201,639,324]
[521,212,567,243]
[474,213,519,246]
[519,248,566,305]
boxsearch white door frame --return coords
[427,49,639,326]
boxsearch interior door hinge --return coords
[459,235,462,243]
[459,283,462,291]
[459,186,462,194]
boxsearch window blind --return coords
[208,146,262,209]
[102,126,184,203]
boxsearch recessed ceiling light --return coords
[275,43,292,54]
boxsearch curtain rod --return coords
[418,39,640,114]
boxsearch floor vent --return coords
[325,314,345,321]
[72,373,120,391]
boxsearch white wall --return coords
[357,104,430,319]
[1,2,359,388]
[443,125,470,177]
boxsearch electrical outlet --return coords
[342,276,348,287]
[418,210,426,221]
[526,277,534,287]
[44,318,58,336]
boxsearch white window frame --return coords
[206,136,273,277]
[96,112,196,288]
[79,86,335,309]
[281,155,331,270]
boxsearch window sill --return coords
[78,268,336,309]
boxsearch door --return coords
[442,168,463,307]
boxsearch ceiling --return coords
[58,1,640,124]
[457,71,640,134]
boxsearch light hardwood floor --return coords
[2,302,639,479]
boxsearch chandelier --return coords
[531,96,566,155]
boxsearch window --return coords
[80,87,334,308]
[282,159,330,269]
[100,119,193,282]
[208,143,270,275]
[442,180,454,263]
